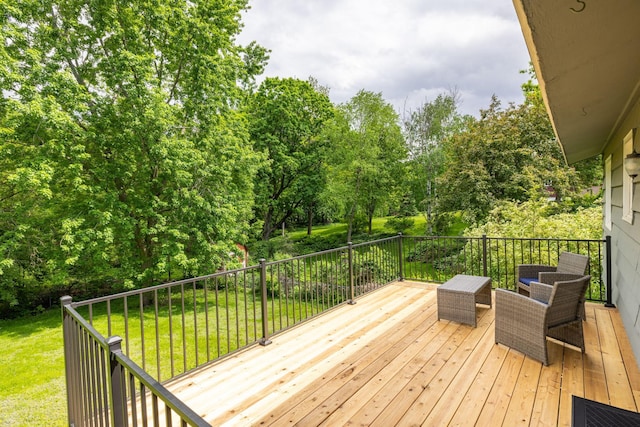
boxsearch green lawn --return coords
[72,288,323,382]
[286,214,465,242]
[286,215,430,241]
[0,309,67,427]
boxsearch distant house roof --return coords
[512,0,640,164]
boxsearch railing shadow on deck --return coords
[61,234,610,426]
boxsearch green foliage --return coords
[248,236,295,262]
[322,90,407,240]
[466,199,602,240]
[573,155,604,188]
[0,0,265,314]
[395,193,418,217]
[405,238,467,263]
[0,13,607,320]
[435,72,599,225]
[402,90,469,234]
[248,77,334,240]
[438,93,573,223]
[384,217,416,234]
[461,198,603,294]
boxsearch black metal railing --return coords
[61,237,400,426]
[401,235,608,302]
[61,297,209,427]
[61,234,610,426]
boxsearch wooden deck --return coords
[165,281,640,426]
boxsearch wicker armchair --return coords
[517,251,589,296]
[495,275,591,365]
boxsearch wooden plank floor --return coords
[164,281,640,426]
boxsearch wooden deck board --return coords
[447,343,508,426]
[529,344,563,426]
[596,308,637,411]
[502,356,543,426]
[583,305,609,404]
[162,281,640,426]
[610,308,640,408]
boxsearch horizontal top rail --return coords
[404,235,605,243]
[71,264,261,307]
[351,235,399,249]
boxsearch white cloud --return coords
[237,0,531,117]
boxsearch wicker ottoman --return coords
[437,275,492,327]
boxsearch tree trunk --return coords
[262,208,274,240]
[426,179,433,235]
[307,206,313,235]
[346,168,363,243]
[346,199,358,243]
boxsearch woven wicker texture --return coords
[495,275,590,365]
[517,252,589,296]
[437,275,492,327]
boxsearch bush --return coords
[466,199,602,240]
[248,236,295,262]
[385,216,415,233]
[405,238,467,263]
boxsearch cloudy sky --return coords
[236,0,532,117]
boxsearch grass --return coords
[286,214,463,243]
[286,215,429,244]
[0,309,67,427]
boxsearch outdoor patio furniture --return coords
[495,275,591,365]
[517,251,589,296]
[437,274,492,327]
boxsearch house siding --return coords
[603,99,640,365]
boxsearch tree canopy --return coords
[402,90,470,234]
[322,90,406,241]
[437,91,576,223]
[0,0,266,314]
[248,77,334,240]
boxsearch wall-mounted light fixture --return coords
[626,150,640,178]
[624,128,640,179]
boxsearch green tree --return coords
[0,0,264,313]
[323,91,406,241]
[438,89,572,223]
[403,90,468,234]
[248,77,334,240]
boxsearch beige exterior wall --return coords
[603,99,640,361]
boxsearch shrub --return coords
[385,216,415,233]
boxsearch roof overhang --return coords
[512,0,640,164]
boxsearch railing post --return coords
[482,234,488,277]
[398,233,404,282]
[605,235,615,307]
[348,242,356,304]
[107,336,126,427]
[60,296,75,426]
[259,259,272,345]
